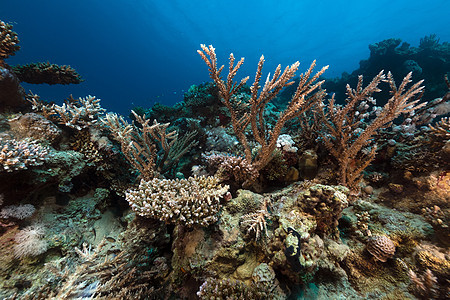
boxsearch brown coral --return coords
[204,152,259,188]
[320,71,425,191]
[429,117,450,141]
[198,44,327,180]
[0,20,20,62]
[366,235,396,262]
[12,62,83,85]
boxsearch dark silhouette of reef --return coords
[12,62,83,85]
[0,21,83,112]
[323,35,450,105]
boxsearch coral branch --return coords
[198,44,327,180]
[320,71,425,191]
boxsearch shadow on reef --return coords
[1,21,449,299]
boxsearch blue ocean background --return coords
[2,0,449,116]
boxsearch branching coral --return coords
[408,269,439,299]
[429,117,450,141]
[240,205,270,241]
[125,176,229,226]
[12,62,83,85]
[102,111,198,180]
[198,44,327,183]
[0,20,20,63]
[0,137,50,172]
[28,94,106,130]
[320,71,425,191]
[197,278,264,299]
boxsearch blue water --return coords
[2,0,449,116]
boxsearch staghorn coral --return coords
[320,71,425,192]
[0,137,50,172]
[102,111,197,180]
[198,44,327,183]
[0,20,20,62]
[28,94,106,130]
[12,62,83,85]
[50,95,105,130]
[126,176,229,227]
[429,117,450,141]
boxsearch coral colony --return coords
[1,20,449,299]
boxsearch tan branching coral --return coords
[429,117,450,141]
[28,94,106,130]
[51,95,105,130]
[408,269,439,299]
[320,71,425,191]
[0,20,20,63]
[102,111,198,180]
[0,137,50,172]
[240,200,270,240]
[198,44,327,180]
[102,112,156,180]
[125,176,229,226]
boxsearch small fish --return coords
[105,236,116,243]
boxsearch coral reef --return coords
[0,32,449,300]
